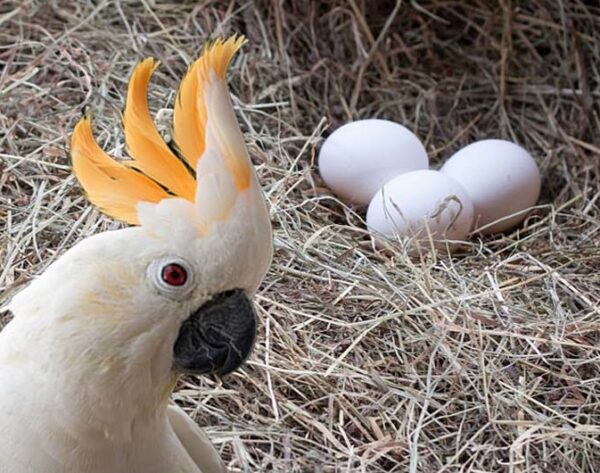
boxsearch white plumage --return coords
[0,36,272,473]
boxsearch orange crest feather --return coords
[71,35,248,225]
[173,35,246,174]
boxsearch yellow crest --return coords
[70,35,248,225]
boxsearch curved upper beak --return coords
[173,289,257,376]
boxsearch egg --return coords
[318,119,428,205]
[441,139,541,235]
[366,170,474,252]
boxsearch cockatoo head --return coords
[9,37,272,380]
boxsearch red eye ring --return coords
[161,263,188,287]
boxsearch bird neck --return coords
[3,311,179,443]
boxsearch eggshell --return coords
[366,170,474,252]
[441,140,541,234]
[318,119,428,205]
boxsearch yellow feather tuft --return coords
[172,61,205,171]
[173,35,248,186]
[71,115,170,225]
[71,35,250,225]
[202,35,247,81]
[123,58,196,200]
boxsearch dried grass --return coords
[1,1,600,472]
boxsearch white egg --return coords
[318,119,428,205]
[441,139,541,235]
[366,170,474,252]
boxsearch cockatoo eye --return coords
[148,257,194,299]
[161,263,187,286]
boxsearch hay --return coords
[1,1,599,471]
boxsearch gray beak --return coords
[173,289,257,376]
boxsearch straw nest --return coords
[1,1,599,471]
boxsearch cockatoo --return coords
[0,36,272,473]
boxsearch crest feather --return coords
[70,35,249,225]
[173,35,247,175]
[70,115,169,224]
[123,58,196,200]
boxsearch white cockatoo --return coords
[0,36,272,473]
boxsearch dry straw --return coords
[1,1,599,471]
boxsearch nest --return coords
[1,1,599,471]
